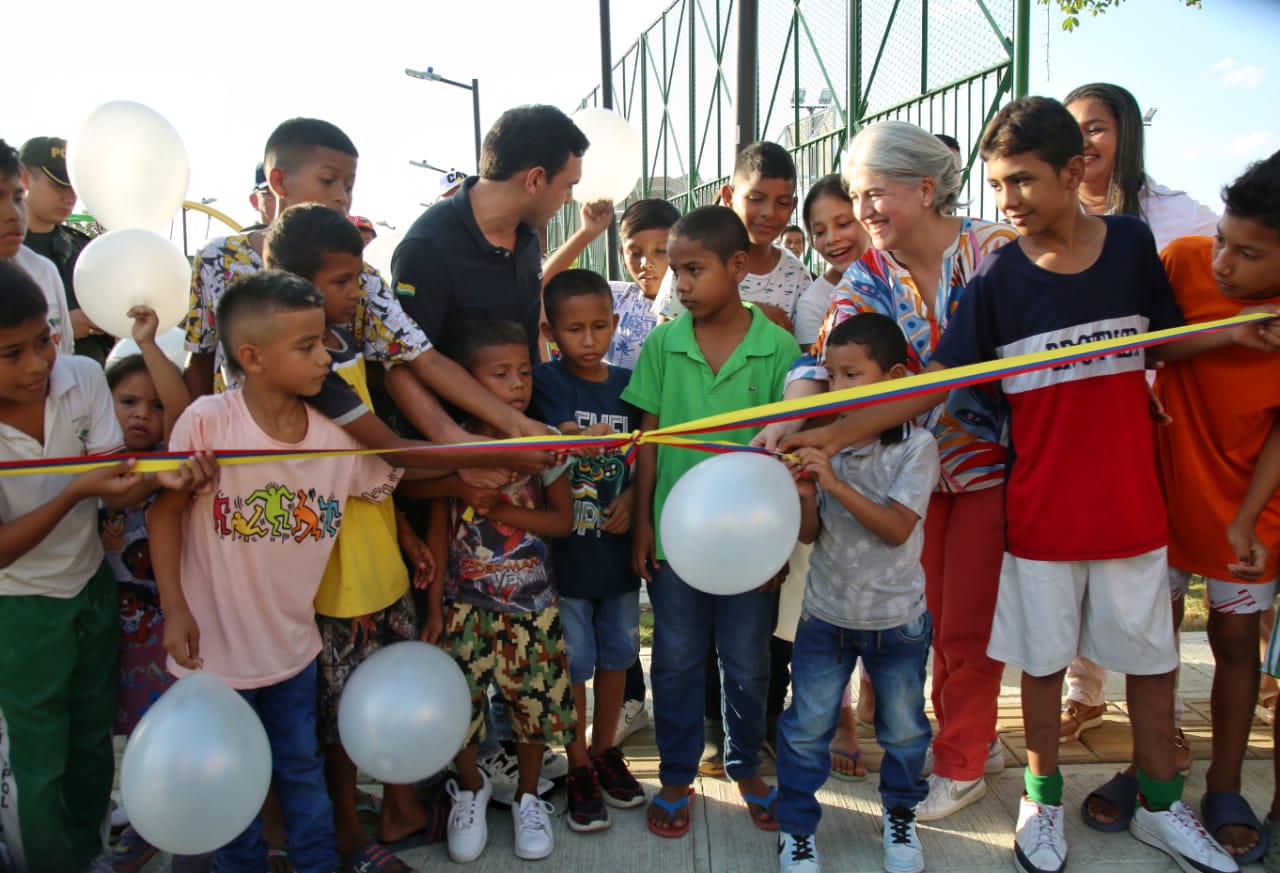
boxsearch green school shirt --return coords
[621,305,801,559]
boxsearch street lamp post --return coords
[409,159,450,175]
[405,66,482,167]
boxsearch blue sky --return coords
[3,0,1276,272]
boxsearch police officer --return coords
[19,136,112,363]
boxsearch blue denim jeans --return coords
[776,611,933,835]
[214,660,338,873]
[647,563,774,785]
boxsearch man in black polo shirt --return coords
[390,105,588,363]
[19,136,112,363]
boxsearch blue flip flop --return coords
[1201,790,1268,865]
[1081,771,1138,832]
[647,787,696,838]
[742,785,779,831]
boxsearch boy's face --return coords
[113,369,164,452]
[826,341,902,393]
[721,173,796,247]
[780,229,805,259]
[808,194,866,273]
[272,147,357,215]
[1212,213,1280,301]
[468,343,533,412]
[0,315,55,404]
[668,235,747,318]
[310,251,365,327]
[22,171,77,230]
[0,174,29,259]
[238,307,332,397]
[543,294,616,375]
[622,227,670,299]
[985,152,1084,237]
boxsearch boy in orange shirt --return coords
[1154,149,1280,865]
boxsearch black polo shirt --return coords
[390,176,543,362]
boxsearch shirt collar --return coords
[48,356,76,399]
[663,303,778,359]
[452,176,537,256]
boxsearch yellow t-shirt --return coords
[312,347,410,618]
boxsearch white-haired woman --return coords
[758,121,1018,854]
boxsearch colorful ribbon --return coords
[6,311,1270,478]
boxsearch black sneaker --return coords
[566,765,611,833]
[592,746,645,809]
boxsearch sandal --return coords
[1059,702,1106,743]
[110,826,157,873]
[345,840,417,873]
[828,747,868,783]
[1201,790,1268,865]
[1081,771,1138,832]
[646,787,695,838]
[1265,816,1280,873]
[741,785,779,831]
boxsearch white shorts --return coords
[987,547,1178,678]
[1168,567,1278,614]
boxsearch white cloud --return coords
[1222,131,1274,156]
[1213,57,1264,87]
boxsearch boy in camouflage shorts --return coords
[424,320,577,864]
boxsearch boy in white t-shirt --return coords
[150,270,402,873]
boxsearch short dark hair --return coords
[827,312,911,445]
[980,96,1083,172]
[264,118,358,174]
[733,141,796,184]
[457,320,530,371]
[216,271,325,376]
[0,261,49,329]
[105,354,151,391]
[934,133,962,155]
[479,105,589,183]
[544,269,613,323]
[264,204,365,280]
[1222,149,1280,233]
[802,174,851,232]
[670,205,750,264]
[619,198,681,239]
[782,224,804,239]
[0,140,20,181]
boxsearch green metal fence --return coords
[552,0,1028,274]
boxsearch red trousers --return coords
[923,484,1006,781]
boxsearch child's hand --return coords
[1226,518,1269,581]
[420,605,444,646]
[751,419,802,453]
[163,604,203,669]
[398,524,437,589]
[1231,306,1280,352]
[600,487,634,534]
[794,447,838,491]
[128,306,161,347]
[72,459,145,500]
[458,467,515,490]
[580,199,615,239]
[631,519,659,582]
[458,482,501,517]
[155,452,219,494]
[1147,384,1172,426]
[795,476,817,501]
[578,422,622,458]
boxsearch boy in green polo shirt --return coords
[622,205,801,839]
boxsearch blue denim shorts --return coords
[558,591,641,684]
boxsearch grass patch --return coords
[634,577,1208,647]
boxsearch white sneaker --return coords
[512,793,555,860]
[542,746,569,781]
[447,772,493,863]
[1130,801,1239,873]
[478,747,554,807]
[1014,797,1066,873]
[915,774,988,822]
[779,832,822,872]
[882,807,924,873]
[586,698,651,748]
[921,739,1003,778]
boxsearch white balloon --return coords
[73,229,191,340]
[68,100,190,231]
[660,451,801,595]
[106,328,190,372]
[572,108,642,204]
[120,671,271,854]
[339,641,472,784]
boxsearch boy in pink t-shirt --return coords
[150,270,401,873]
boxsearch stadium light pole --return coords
[405,67,482,167]
[409,159,450,174]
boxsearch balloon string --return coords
[3,311,1267,478]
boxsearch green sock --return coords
[1137,768,1183,812]
[1024,768,1064,807]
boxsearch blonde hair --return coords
[843,121,963,214]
